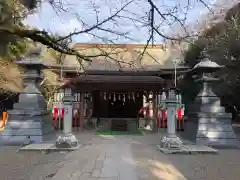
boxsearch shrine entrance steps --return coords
[96,118,141,135]
[111,119,127,131]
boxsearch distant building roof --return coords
[43,43,188,72]
[69,75,164,84]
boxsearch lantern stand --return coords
[55,88,79,148]
[159,88,182,150]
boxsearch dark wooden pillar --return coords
[166,79,174,88]
[102,92,108,118]
[80,91,84,131]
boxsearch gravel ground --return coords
[0,146,66,180]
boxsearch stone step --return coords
[196,131,237,139]
[2,125,53,136]
[197,124,234,131]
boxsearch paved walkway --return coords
[0,130,240,180]
[53,143,138,180]
[0,146,66,180]
[51,131,240,180]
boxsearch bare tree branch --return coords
[56,0,134,42]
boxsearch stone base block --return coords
[19,143,54,151]
[196,138,240,148]
[50,144,80,151]
[0,132,55,145]
[160,135,183,149]
[56,133,79,148]
[0,117,54,145]
[19,143,81,153]
[196,120,238,147]
[157,144,218,154]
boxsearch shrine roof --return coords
[42,43,189,72]
[66,74,164,84]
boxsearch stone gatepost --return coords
[56,88,78,148]
[188,49,238,147]
[0,47,54,145]
[160,88,182,149]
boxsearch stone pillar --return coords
[160,88,182,149]
[0,47,53,145]
[56,88,78,148]
[188,49,238,147]
[62,88,74,134]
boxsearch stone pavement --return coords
[51,130,240,180]
[0,145,66,180]
[53,142,138,180]
[0,130,240,180]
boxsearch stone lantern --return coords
[160,87,182,149]
[0,46,54,145]
[55,88,79,148]
[189,49,238,147]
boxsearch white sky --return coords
[25,0,217,43]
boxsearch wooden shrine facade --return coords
[63,71,165,119]
[46,43,189,130]
[61,69,185,119]
[50,69,189,130]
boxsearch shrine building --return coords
[44,43,188,131]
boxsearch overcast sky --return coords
[25,0,216,43]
